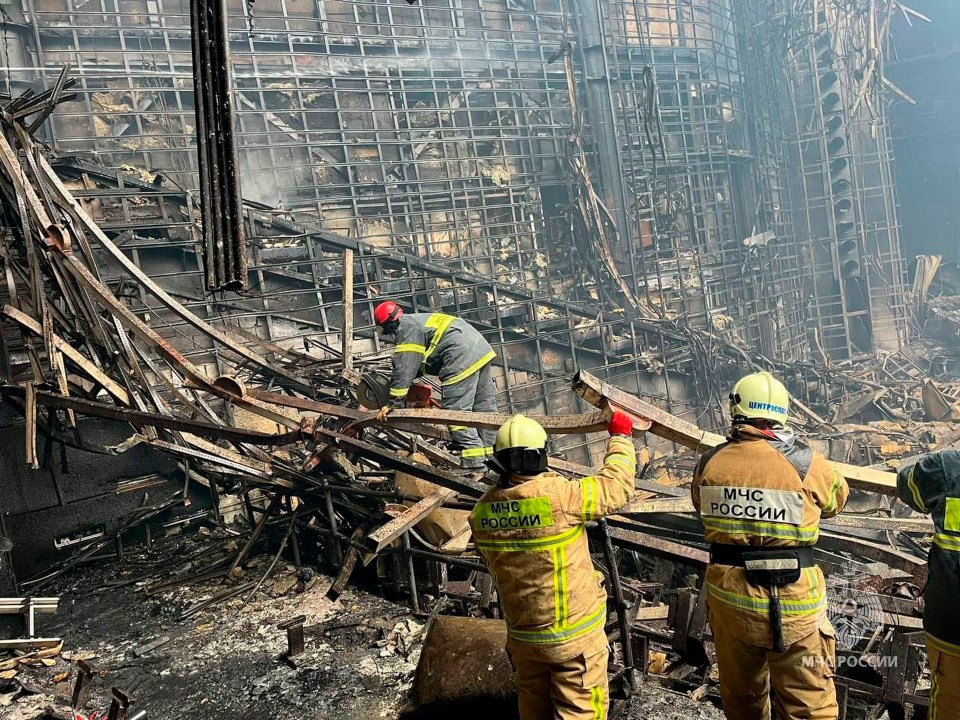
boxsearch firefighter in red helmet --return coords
[373,301,498,469]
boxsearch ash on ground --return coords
[2,535,725,720]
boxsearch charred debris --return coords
[0,0,958,719]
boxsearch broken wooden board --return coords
[573,370,898,495]
[3,305,131,405]
[366,489,456,553]
[327,527,366,602]
[633,605,670,621]
[395,452,471,548]
[0,638,62,650]
[312,426,488,498]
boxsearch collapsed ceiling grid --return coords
[5,0,909,367]
[0,1,955,718]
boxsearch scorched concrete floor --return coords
[0,535,725,720]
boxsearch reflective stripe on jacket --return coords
[388,312,495,401]
[691,424,849,647]
[469,435,637,660]
[897,451,960,652]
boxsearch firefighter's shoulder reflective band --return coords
[906,466,926,512]
[606,453,636,469]
[473,496,554,531]
[424,314,456,360]
[822,472,844,514]
[699,485,804,526]
[581,476,596,520]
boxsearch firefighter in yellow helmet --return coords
[691,372,849,720]
[469,411,637,720]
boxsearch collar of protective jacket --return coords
[503,471,549,487]
[728,423,794,445]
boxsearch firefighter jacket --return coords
[897,451,960,655]
[388,313,495,405]
[469,435,637,663]
[691,424,849,647]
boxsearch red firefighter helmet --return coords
[373,301,403,327]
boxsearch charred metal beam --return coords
[246,386,639,437]
[604,524,708,568]
[0,386,303,447]
[311,425,487,498]
[190,0,246,292]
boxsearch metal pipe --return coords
[598,518,639,693]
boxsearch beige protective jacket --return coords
[691,424,849,647]
[469,435,637,662]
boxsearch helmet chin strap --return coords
[485,455,510,484]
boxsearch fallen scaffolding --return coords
[0,84,943,719]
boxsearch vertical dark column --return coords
[191,0,247,292]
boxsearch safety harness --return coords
[709,544,816,652]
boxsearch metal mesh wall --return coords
[25,0,573,283]
[2,0,910,412]
[603,0,809,360]
[776,2,908,359]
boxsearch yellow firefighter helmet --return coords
[495,414,548,452]
[493,415,548,476]
[729,371,790,426]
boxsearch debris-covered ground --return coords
[1,535,726,720]
[4,539,422,720]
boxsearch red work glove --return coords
[608,410,633,437]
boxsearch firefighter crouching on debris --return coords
[373,301,497,469]
[691,371,849,720]
[469,411,637,720]
[896,452,960,719]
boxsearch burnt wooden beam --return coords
[366,489,455,553]
[573,370,898,494]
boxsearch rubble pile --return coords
[0,79,950,720]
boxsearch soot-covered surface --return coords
[1,534,724,720]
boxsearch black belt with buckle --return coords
[709,544,818,653]
[709,543,815,569]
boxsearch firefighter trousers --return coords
[928,642,960,720]
[711,614,838,720]
[509,645,609,720]
[442,362,497,468]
